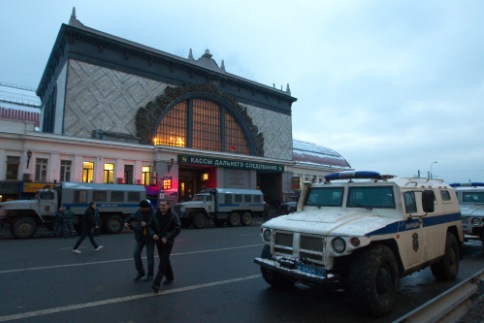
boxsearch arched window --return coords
[153,98,250,155]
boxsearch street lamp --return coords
[430,161,438,179]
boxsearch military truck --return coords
[254,171,463,317]
[175,188,265,228]
[450,182,484,245]
[0,182,146,239]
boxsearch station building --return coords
[0,9,351,203]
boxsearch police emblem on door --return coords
[412,233,419,251]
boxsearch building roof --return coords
[292,139,351,169]
[0,83,41,127]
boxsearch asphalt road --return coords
[0,225,483,323]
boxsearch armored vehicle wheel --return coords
[431,232,459,280]
[227,212,241,227]
[214,219,225,227]
[349,244,399,317]
[12,216,38,239]
[192,213,206,229]
[241,212,252,226]
[260,245,295,289]
[104,215,123,233]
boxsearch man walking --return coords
[148,199,181,293]
[124,200,155,281]
[72,202,103,253]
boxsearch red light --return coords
[350,237,360,247]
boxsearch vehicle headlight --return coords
[471,217,482,226]
[262,228,272,242]
[332,237,346,253]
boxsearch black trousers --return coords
[153,241,174,286]
[73,227,99,249]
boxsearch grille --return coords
[273,231,325,264]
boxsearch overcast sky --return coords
[1,1,483,183]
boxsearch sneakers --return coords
[72,249,81,254]
[95,245,104,251]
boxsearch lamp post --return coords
[26,150,32,169]
[430,161,438,179]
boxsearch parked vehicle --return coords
[254,171,463,317]
[450,182,484,245]
[0,182,146,239]
[175,188,265,228]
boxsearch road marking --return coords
[0,243,263,274]
[0,274,262,322]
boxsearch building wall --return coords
[63,59,168,138]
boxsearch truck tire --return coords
[12,216,38,239]
[192,213,206,229]
[103,215,123,234]
[227,212,241,227]
[260,245,295,289]
[431,232,459,280]
[241,212,252,226]
[349,244,399,317]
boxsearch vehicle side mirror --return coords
[422,190,435,213]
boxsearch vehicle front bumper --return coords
[254,256,336,284]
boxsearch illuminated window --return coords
[153,98,250,155]
[142,166,151,185]
[82,162,94,183]
[154,102,187,147]
[104,163,114,184]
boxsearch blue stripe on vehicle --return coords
[367,212,462,236]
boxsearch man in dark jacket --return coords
[72,202,103,253]
[148,198,181,293]
[124,200,155,281]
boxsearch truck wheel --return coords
[12,217,38,239]
[214,219,225,227]
[260,245,295,289]
[192,213,206,229]
[349,244,399,317]
[431,232,459,280]
[241,212,252,226]
[227,212,241,227]
[103,215,123,234]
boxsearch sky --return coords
[1,0,483,183]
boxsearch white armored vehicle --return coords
[450,182,484,245]
[254,171,463,317]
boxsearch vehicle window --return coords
[206,195,213,202]
[75,190,88,203]
[93,191,107,202]
[254,195,261,203]
[235,194,242,203]
[440,190,451,201]
[244,195,252,203]
[193,195,205,202]
[39,191,55,200]
[128,192,141,202]
[111,191,124,202]
[225,195,232,204]
[305,187,344,207]
[463,192,484,203]
[404,191,417,213]
[347,186,395,209]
